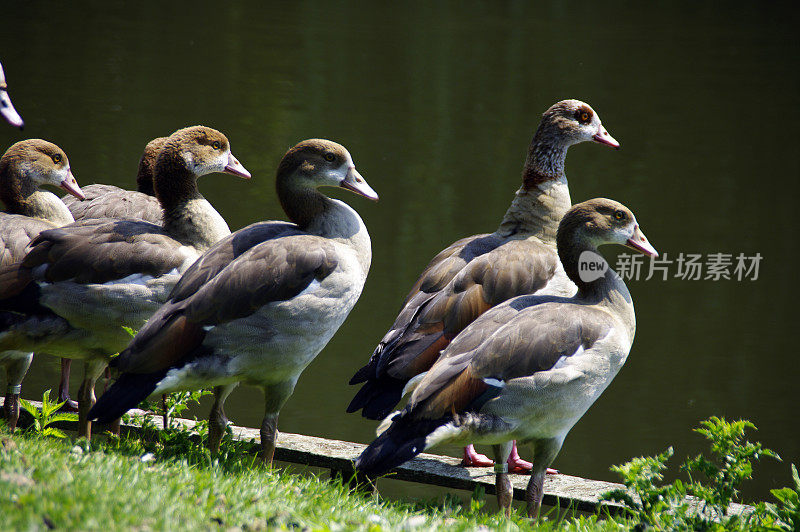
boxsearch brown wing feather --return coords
[380,237,558,380]
[65,185,162,224]
[406,300,614,422]
[114,222,339,375]
[0,213,55,267]
[22,219,187,284]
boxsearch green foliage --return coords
[603,447,691,529]
[682,417,780,524]
[18,390,78,439]
[602,416,783,530]
[764,464,800,531]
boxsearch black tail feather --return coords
[348,362,373,385]
[88,371,165,423]
[355,413,449,476]
[346,376,406,420]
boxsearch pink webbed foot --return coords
[507,441,558,474]
[460,444,494,467]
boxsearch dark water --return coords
[2,1,798,503]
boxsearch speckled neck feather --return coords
[497,117,574,242]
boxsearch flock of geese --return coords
[0,61,657,518]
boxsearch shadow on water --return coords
[2,0,798,502]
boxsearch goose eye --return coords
[52,154,62,164]
[211,141,221,150]
[324,152,335,162]
[614,210,626,220]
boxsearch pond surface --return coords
[2,1,798,502]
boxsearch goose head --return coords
[539,99,619,149]
[0,62,24,129]
[277,139,378,201]
[162,125,251,180]
[559,198,657,257]
[0,139,84,201]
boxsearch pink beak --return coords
[625,225,658,258]
[223,151,251,179]
[592,124,620,150]
[60,169,85,200]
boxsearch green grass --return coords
[0,429,622,531]
[5,397,796,531]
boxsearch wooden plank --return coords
[13,402,754,517]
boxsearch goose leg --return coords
[58,358,78,411]
[524,437,563,519]
[208,384,237,453]
[76,359,107,440]
[2,352,32,431]
[260,380,296,466]
[260,412,279,466]
[461,444,494,467]
[492,441,514,516]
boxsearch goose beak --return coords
[340,166,379,201]
[60,169,85,200]
[0,90,24,129]
[625,225,658,258]
[223,152,251,179]
[592,124,619,150]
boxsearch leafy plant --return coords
[765,463,800,531]
[19,389,78,439]
[602,417,780,530]
[682,417,779,525]
[602,447,690,529]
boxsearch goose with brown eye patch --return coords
[355,198,657,519]
[0,139,84,430]
[0,125,251,440]
[88,138,377,467]
[346,98,620,477]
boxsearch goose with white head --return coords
[0,61,24,129]
[347,99,619,471]
[0,126,250,438]
[355,198,657,518]
[0,139,84,429]
[89,139,377,465]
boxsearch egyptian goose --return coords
[0,126,249,438]
[0,61,24,129]
[356,198,657,518]
[347,99,619,470]
[57,136,166,409]
[89,139,377,465]
[0,139,84,429]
